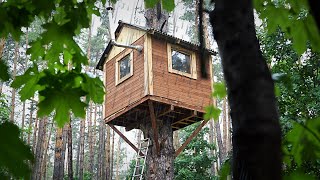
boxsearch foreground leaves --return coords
[0,122,34,179]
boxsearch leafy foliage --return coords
[0,61,10,81]
[0,121,34,179]
[0,0,106,127]
[254,0,320,54]
[174,123,217,179]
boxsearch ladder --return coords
[132,138,150,180]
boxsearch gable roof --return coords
[96,21,216,70]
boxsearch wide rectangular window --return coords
[115,51,133,85]
[167,44,197,79]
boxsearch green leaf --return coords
[0,61,10,81]
[212,82,227,99]
[0,121,33,179]
[204,105,221,121]
[283,171,316,180]
[219,159,231,180]
[162,0,175,11]
[145,0,159,8]
[82,75,105,104]
[54,7,70,25]
[11,68,45,101]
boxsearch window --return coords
[167,44,197,79]
[115,51,133,85]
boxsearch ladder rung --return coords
[135,164,144,167]
[137,155,145,159]
[133,174,143,177]
[141,138,149,141]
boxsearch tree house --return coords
[96,21,214,156]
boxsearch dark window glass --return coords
[119,55,131,79]
[171,50,191,74]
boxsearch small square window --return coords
[115,51,133,85]
[171,50,191,74]
[168,44,197,79]
[119,54,131,79]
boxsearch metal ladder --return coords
[132,138,150,180]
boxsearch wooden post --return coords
[175,120,208,157]
[148,100,160,156]
[109,124,143,155]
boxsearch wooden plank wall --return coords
[151,37,212,112]
[104,36,145,118]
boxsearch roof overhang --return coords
[96,21,217,71]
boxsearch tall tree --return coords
[53,127,65,180]
[10,41,18,122]
[209,0,282,179]
[67,122,73,180]
[105,125,111,180]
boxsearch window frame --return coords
[167,43,197,79]
[115,50,133,85]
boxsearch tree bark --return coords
[105,124,111,180]
[32,115,39,152]
[53,127,65,180]
[41,120,53,179]
[32,117,48,180]
[21,28,29,140]
[214,116,225,166]
[110,129,115,178]
[67,122,74,180]
[27,100,35,145]
[145,2,169,32]
[210,0,282,179]
[78,118,85,180]
[75,129,81,178]
[141,115,175,180]
[10,41,19,123]
[88,102,94,176]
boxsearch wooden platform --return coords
[105,96,205,131]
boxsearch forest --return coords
[0,0,319,179]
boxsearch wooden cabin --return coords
[96,21,215,131]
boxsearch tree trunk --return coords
[115,128,121,180]
[97,116,106,179]
[208,120,217,174]
[75,129,81,178]
[61,124,68,176]
[67,122,74,180]
[32,115,39,152]
[145,2,169,32]
[21,28,29,140]
[214,116,225,166]
[210,0,282,179]
[41,120,53,179]
[27,100,34,145]
[32,117,48,180]
[88,102,94,176]
[105,125,111,180]
[0,38,5,95]
[110,129,115,178]
[141,115,175,180]
[53,127,65,180]
[10,41,19,122]
[78,118,85,180]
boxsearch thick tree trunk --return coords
[141,115,175,180]
[145,2,169,32]
[210,0,282,179]
[105,125,111,180]
[67,122,74,180]
[53,127,64,180]
[97,117,106,179]
[32,117,48,180]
